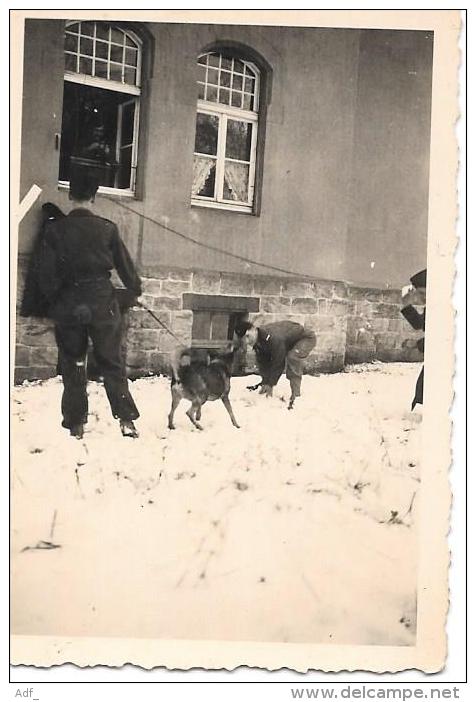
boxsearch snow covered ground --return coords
[11,363,422,646]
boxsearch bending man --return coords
[235,320,317,409]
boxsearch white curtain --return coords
[192,157,214,196]
[224,161,249,202]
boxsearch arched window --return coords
[192,51,260,212]
[59,21,142,194]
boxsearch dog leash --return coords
[135,300,183,343]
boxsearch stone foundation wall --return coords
[14,258,423,383]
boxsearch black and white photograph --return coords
[10,9,458,673]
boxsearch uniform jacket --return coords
[254,321,309,387]
[36,207,142,319]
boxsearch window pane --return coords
[124,48,137,67]
[80,21,95,37]
[194,113,218,155]
[125,34,136,47]
[95,40,109,59]
[197,83,205,100]
[110,44,124,63]
[211,313,229,340]
[218,88,230,105]
[65,33,78,53]
[94,60,108,78]
[198,54,207,65]
[223,161,249,202]
[192,311,212,340]
[192,156,216,198]
[117,145,132,189]
[80,36,93,56]
[232,73,243,90]
[208,53,220,68]
[79,57,93,75]
[231,91,242,108]
[67,23,79,35]
[242,93,253,110]
[221,56,232,70]
[109,63,123,81]
[65,53,77,72]
[96,23,110,40]
[120,102,135,146]
[205,85,218,103]
[207,67,218,85]
[110,27,124,44]
[233,60,244,74]
[245,76,255,93]
[220,71,231,88]
[124,67,136,85]
[225,120,252,161]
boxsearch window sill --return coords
[58,181,137,199]
[191,199,254,215]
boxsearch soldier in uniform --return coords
[401,269,426,411]
[37,168,142,439]
[235,320,317,409]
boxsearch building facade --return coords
[15,19,433,382]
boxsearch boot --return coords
[69,423,84,440]
[120,419,139,438]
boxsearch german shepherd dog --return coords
[168,343,240,431]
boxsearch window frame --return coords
[192,52,261,214]
[59,21,143,197]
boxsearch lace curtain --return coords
[223,161,249,202]
[192,157,214,196]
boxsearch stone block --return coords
[141,279,163,296]
[273,313,305,325]
[128,309,172,330]
[332,281,348,299]
[291,297,317,314]
[192,270,221,293]
[375,332,399,350]
[326,300,349,317]
[167,268,193,283]
[388,318,407,333]
[19,328,57,348]
[127,328,163,351]
[315,332,346,353]
[345,346,376,365]
[260,296,291,312]
[161,280,191,296]
[372,302,401,319]
[15,345,30,366]
[149,296,182,311]
[381,289,403,304]
[29,346,58,366]
[282,280,315,297]
[312,280,335,298]
[252,277,282,295]
[220,272,254,295]
[348,286,382,302]
[351,300,374,317]
[312,316,336,332]
[15,366,57,384]
[170,311,193,341]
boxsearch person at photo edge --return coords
[400,268,426,411]
[235,319,317,410]
[36,166,142,439]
